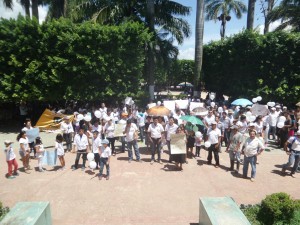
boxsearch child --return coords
[195,131,203,157]
[98,139,111,180]
[17,130,31,172]
[92,131,101,169]
[4,140,19,179]
[35,137,45,172]
[55,134,66,170]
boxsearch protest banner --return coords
[175,100,189,109]
[35,109,74,130]
[114,124,125,137]
[26,128,40,142]
[42,150,57,166]
[189,102,204,111]
[170,133,186,154]
[163,100,176,112]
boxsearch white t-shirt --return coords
[148,123,164,139]
[100,146,111,158]
[60,122,74,134]
[92,137,101,153]
[288,136,300,151]
[254,121,264,134]
[137,114,145,127]
[221,116,230,129]
[92,124,102,134]
[195,134,203,146]
[124,123,138,142]
[4,146,16,161]
[207,128,221,144]
[19,137,29,152]
[165,123,179,141]
[55,142,64,156]
[243,137,264,157]
[237,121,248,134]
[268,113,278,127]
[74,134,89,150]
[35,144,45,158]
[104,123,115,138]
[204,115,215,127]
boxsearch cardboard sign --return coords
[251,104,269,116]
[170,133,186,154]
[26,128,40,143]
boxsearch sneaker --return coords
[39,169,45,172]
[291,173,296,178]
[106,176,110,180]
[215,165,219,168]
[7,175,16,179]
[13,171,19,176]
[158,160,163,164]
[150,160,154,165]
[128,159,132,163]
[72,166,77,171]
[250,178,255,182]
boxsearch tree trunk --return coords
[264,0,275,34]
[194,0,205,97]
[63,0,67,17]
[22,0,31,18]
[32,0,39,21]
[146,0,155,101]
[246,0,256,30]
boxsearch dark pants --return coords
[139,126,145,142]
[94,153,100,168]
[99,157,110,176]
[74,150,87,168]
[224,129,230,147]
[63,133,72,151]
[151,137,161,161]
[196,146,201,157]
[268,126,276,140]
[207,144,219,165]
[107,137,115,154]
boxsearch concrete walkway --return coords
[0,130,299,225]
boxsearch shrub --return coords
[258,192,296,225]
[0,202,9,221]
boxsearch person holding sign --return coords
[148,117,165,164]
[123,119,141,163]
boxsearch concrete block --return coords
[0,202,52,225]
[199,197,251,225]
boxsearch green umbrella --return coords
[180,115,204,126]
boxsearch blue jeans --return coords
[283,150,300,174]
[150,138,161,161]
[139,126,145,142]
[127,140,140,160]
[99,157,110,176]
[268,126,276,140]
[243,155,257,178]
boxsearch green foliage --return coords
[168,59,195,86]
[258,192,296,225]
[203,30,300,104]
[241,205,262,225]
[0,16,152,102]
[0,202,9,221]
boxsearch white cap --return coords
[4,140,13,145]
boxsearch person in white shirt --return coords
[17,130,31,172]
[123,119,141,162]
[137,112,146,142]
[148,117,165,164]
[165,117,179,162]
[98,139,111,180]
[92,131,102,169]
[237,115,248,134]
[204,110,216,128]
[72,128,89,171]
[206,121,221,167]
[55,134,65,170]
[4,140,19,179]
[242,130,265,181]
[268,107,278,140]
[60,116,74,152]
[22,118,35,157]
[35,137,45,172]
[99,103,107,116]
[104,118,116,156]
[282,130,300,177]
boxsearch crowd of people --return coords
[3,101,300,182]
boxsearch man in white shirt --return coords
[123,119,141,162]
[204,110,215,128]
[92,131,101,169]
[268,107,278,140]
[206,121,221,167]
[237,115,248,134]
[72,128,89,171]
[60,116,74,152]
[165,117,179,162]
[148,117,165,164]
[242,130,264,181]
[282,130,300,177]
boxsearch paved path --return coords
[1,130,299,225]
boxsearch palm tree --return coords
[194,0,205,96]
[246,0,255,30]
[2,0,13,9]
[205,0,247,39]
[268,0,300,32]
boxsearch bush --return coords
[0,202,9,221]
[241,205,262,225]
[258,192,296,225]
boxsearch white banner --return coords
[175,100,189,109]
[170,133,186,154]
[163,100,176,112]
[189,102,204,111]
[251,104,269,116]
[26,128,40,143]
